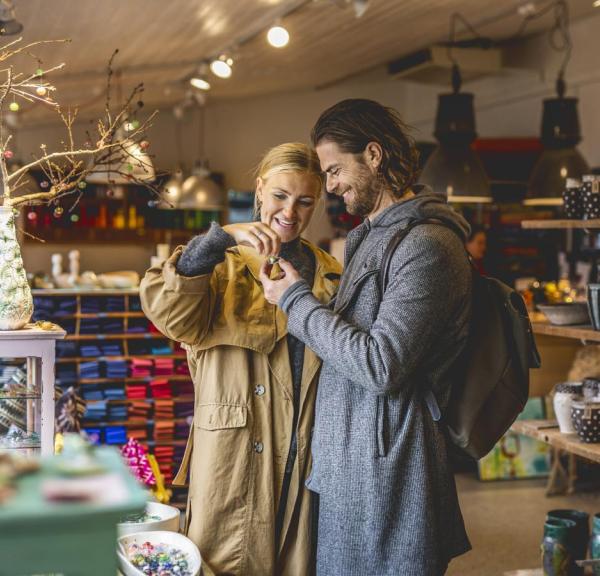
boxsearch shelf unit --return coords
[32,288,192,506]
[520,218,600,494]
[521,219,600,229]
[532,322,600,343]
[0,326,66,456]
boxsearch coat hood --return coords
[370,185,471,242]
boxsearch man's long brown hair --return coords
[311,99,420,198]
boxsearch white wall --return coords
[16,10,600,275]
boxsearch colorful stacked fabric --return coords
[83,427,103,444]
[104,386,126,400]
[154,400,174,420]
[175,361,190,376]
[80,386,104,401]
[129,400,151,418]
[173,380,193,397]
[150,379,171,399]
[150,342,172,355]
[126,384,148,399]
[100,342,123,356]
[83,401,107,421]
[175,421,191,439]
[105,425,127,444]
[108,405,128,421]
[105,360,129,379]
[154,420,175,442]
[80,361,100,379]
[153,445,175,484]
[131,358,153,378]
[79,344,102,357]
[154,358,174,376]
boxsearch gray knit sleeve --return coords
[176,222,236,277]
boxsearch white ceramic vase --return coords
[553,381,583,434]
[0,206,33,330]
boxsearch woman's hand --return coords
[222,223,281,257]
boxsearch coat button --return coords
[254,385,265,396]
[254,441,264,454]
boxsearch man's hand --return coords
[259,258,302,306]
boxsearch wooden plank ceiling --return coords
[5,0,597,122]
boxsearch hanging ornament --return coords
[70,214,79,223]
[9,102,19,112]
[27,211,37,221]
[53,206,64,218]
[107,188,114,197]
[36,86,47,97]
[78,181,87,190]
[126,163,134,172]
[147,200,158,208]
[3,150,14,159]
[35,68,43,77]
[40,181,49,189]
[140,140,149,150]
[137,100,144,108]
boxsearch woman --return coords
[465,224,487,275]
[140,143,341,576]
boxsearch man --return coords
[259,99,472,575]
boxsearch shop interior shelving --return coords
[32,288,191,508]
[520,217,600,494]
[521,219,600,229]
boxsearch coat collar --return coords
[225,240,339,354]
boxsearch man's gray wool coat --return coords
[280,188,473,576]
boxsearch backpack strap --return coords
[378,217,464,423]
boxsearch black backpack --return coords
[380,219,541,459]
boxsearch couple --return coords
[140,99,472,576]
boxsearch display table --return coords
[0,324,66,456]
[0,446,146,576]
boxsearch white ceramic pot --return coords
[117,501,180,536]
[0,206,33,330]
[553,381,583,434]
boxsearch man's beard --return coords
[345,166,381,217]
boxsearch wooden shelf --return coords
[521,219,600,229]
[65,333,168,341]
[85,395,194,405]
[57,312,146,319]
[23,228,207,245]
[77,375,192,384]
[511,420,600,464]
[532,321,600,342]
[57,354,185,363]
[82,417,191,427]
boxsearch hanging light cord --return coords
[446,0,572,95]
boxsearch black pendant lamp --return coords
[420,64,492,204]
[524,75,589,206]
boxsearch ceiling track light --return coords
[190,76,211,91]
[267,24,290,48]
[210,55,233,79]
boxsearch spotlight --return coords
[267,25,289,48]
[190,77,211,90]
[210,56,233,79]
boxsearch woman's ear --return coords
[364,142,382,171]
[256,177,264,201]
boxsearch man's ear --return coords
[363,142,383,171]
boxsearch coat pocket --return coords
[375,395,387,458]
[195,403,247,430]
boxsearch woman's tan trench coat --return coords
[140,241,341,576]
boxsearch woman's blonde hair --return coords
[254,142,324,216]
